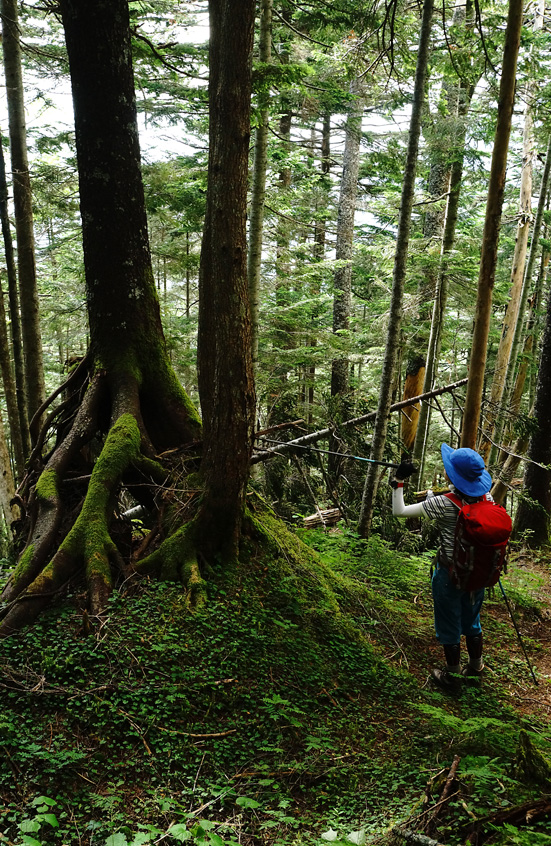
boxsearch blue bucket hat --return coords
[441,443,492,497]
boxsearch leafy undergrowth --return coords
[1,516,551,846]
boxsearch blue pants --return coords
[431,563,484,645]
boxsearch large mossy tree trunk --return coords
[0,0,203,636]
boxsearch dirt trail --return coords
[489,555,551,720]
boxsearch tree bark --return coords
[357,0,434,537]
[460,0,523,449]
[401,357,425,454]
[0,406,16,526]
[247,0,272,371]
[1,0,46,421]
[197,0,256,559]
[0,269,24,478]
[0,128,29,460]
[330,81,363,400]
[479,0,541,460]
[513,284,551,545]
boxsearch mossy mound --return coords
[0,515,550,845]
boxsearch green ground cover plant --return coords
[0,518,550,845]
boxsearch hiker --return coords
[389,444,495,691]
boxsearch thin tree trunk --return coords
[1,0,45,422]
[247,0,272,371]
[330,82,363,400]
[0,277,24,477]
[460,0,523,449]
[412,81,475,483]
[491,427,530,505]
[479,2,541,459]
[266,22,294,428]
[510,226,551,415]
[0,407,16,525]
[357,0,434,537]
[0,128,29,458]
[314,113,331,261]
[492,132,551,464]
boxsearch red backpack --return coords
[444,492,512,591]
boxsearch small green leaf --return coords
[167,823,192,841]
[106,834,129,846]
[32,795,57,807]
[20,820,41,833]
[235,797,260,809]
[130,834,156,845]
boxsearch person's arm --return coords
[391,484,428,518]
[389,460,427,517]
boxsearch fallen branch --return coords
[157,726,237,738]
[255,419,305,437]
[251,378,468,465]
[424,755,461,835]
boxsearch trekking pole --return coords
[498,578,538,686]
[257,438,401,468]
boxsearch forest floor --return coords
[0,514,551,846]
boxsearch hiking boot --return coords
[462,663,484,683]
[430,667,461,693]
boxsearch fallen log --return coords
[303,508,342,528]
[463,796,551,843]
[251,378,468,465]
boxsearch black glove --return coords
[395,460,417,481]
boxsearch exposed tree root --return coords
[0,362,204,636]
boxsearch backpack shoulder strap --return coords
[444,491,463,509]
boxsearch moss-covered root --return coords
[134,524,207,609]
[516,730,551,788]
[0,414,163,636]
[1,374,105,605]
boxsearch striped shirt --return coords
[392,486,493,563]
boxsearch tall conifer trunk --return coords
[358,0,434,537]
[196,0,256,558]
[1,0,45,421]
[460,0,523,448]
[478,10,540,461]
[0,130,29,461]
[247,0,272,371]
[331,82,363,401]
